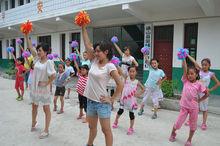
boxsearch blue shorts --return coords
[87,99,111,119]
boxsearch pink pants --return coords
[174,106,198,131]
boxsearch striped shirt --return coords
[76,74,88,96]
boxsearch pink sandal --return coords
[127,128,134,135]
[112,122,118,129]
[185,141,192,146]
[169,132,176,142]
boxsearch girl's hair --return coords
[150,58,159,64]
[128,65,138,71]
[17,57,25,65]
[123,46,131,52]
[80,65,89,71]
[188,66,200,80]
[94,41,113,61]
[58,63,65,69]
[65,58,71,62]
[201,58,211,65]
[36,43,50,55]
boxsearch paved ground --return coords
[0,77,220,146]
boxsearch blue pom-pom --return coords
[47,54,54,60]
[141,46,150,55]
[69,53,77,61]
[177,48,189,60]
[111,56,120,66]
[6,47,14,53]
[71,41,79,48]
[111,36,118,43]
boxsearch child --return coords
[138,55,167,119]
[11,53,25,101]
[27,61,34,90]
[63,58,75,99]
[169,59,209,146]
[185,56,220,130]
[53,63,69,114]
[73,60,89,123]
[112,65,145,135]
[113,42,138,76]
[75,48,91,67]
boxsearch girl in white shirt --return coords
[82,26,123,146]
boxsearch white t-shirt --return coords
[65,65,75,76]
[121,54,135,75]
[84,59,117,102]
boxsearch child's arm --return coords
[116,66,127,79]
[19,44,24,52]
[187,55,201,70]
[73,60,80,75]
[82,26,95,61]
[11,53,16,62]
[144,54,150,66]
[182,59,187,77]
[24,34,37,57]
[75,48,83,60]
[135,81,145,98]
[58,57,65,63]
[209,74,220,92]
[198,89,209,102]
[113,43,123,57]
[132,58,139,67]
[157,76,167,86]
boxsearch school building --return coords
[0,0,220,95]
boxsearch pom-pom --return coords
[6,47,14,53]
[141,46,150,55]
[52,53,59,59]
[47,54,54,60]
[69,53,77,61]
[22,51,31,58]
[177,48,189,60]
[16,38,23,45]
[111,36,118,43]
[20,20,33,34]
[111,56,120,66]
[74,11,91,27]
[32,41,36,47]
[71,40,79,48]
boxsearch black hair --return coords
[80,64,89,71]
[123,46,131,52]
[17,57,24,65]
[188,66,200,80]
[58,63,65,69]
[201,58,211,65]
[128,65,137,71]
[150,58,159,64]
[36,43,50,55]
[94,41,113,61]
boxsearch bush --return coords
[161,80,179,99]
[5,60,16,76]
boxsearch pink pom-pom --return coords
[69,53,77,61]
[111,36,118,43]
[22,51,31,58]
[177,48,189,60]
[52,53,59,58]
[141,46,150,55]
[47,54,54,60]
[16,38,23,45]
[111,56,120,66]
[71,41,79,48]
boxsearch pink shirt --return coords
[180,76,207,109]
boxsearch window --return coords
[19,0,24,6]
[10,0,15,9]
[184,23,198,65]
[60,34,65,60]
[0,3,2,12]
[38,35,51,48]
[11,39,16,57]
[26,0,30,3]
[0,40,2,59]
[5,1,8,11]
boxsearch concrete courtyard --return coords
[0,77,220,146]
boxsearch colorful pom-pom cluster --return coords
[6,47,14,53]
[71,40,79,48]
[69,53,77,61]
[111,36,118,43]
[111,56,120,66]
[141,46,150,55]
[16,38,23,45]
[20,20,33,35]
[177,48,189,60]
[22,51,31,58]
[47,54,54,60]
[52,53,59,59]
[74,11,91,27]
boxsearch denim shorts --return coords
[87,99,111,119]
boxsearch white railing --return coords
[0,0,140,28]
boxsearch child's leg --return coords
[152,94,159,119]
[77,94,84,119]
[187,108,199,143]
[20,81,24,98]
[16,88,21,97]
[53,96,58,111]
[59,96,64,112]
[202,111,208,124]
[139,89,150,115]
[129,112,135,129]
[32,103,38,128]
[113,108,124,127]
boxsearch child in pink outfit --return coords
[169,59,209,146]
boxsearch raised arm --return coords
[73,60,80,74]
[144,54,150,66]
[113,43,123,57]
[182,59,187,77]
[25,34,37,57]
[11,53,16,62]
[75,48,82,60]
[19,45,24,52]
[132,58,139,67]
[82,26,94,60]
[187,55,201,70]
[209,74,220,92]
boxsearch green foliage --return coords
[161,80,179,99]
[5,60,16,76]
